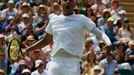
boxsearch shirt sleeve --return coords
[81,15,96,32]
[45,20,53,35]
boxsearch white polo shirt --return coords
[45,14,96,57]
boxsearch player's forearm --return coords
[26,33,52,52]
[91,28,111,45]
[129,55,134,60]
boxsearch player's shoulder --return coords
[74,14,87,18]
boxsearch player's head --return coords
[61,0,75,15]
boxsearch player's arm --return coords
[26,33,53,53]
[91,28,111,46]
[90,27,112,52]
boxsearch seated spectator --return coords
[118,10,128,22]
[83,51,98,75]
[0,34,5,53]
[15,59,28,75]
[1,0,17,19]
[97,41,106,62]
[114,42,125,64]
[118,19,132,40]
[101,17,117,43]
[109,0,123,21]
[91,0,106,18]
[97,9,110,29]
[48,2,62,19]
[125,40,134,70]
[99,51,118,75]
[33,5,49,40]
[31,59,48,75]
[0,52,7,74]
[5,25,21,44]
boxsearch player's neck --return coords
[63,11,74,16]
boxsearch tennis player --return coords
[26,0,111,75]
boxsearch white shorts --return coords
[48,57,81,75]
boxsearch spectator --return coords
[97,41,106,62]
[15,59,28,75]
[97,9,110,29]
[0,52,7,74]
[15,0,29,10]
[114,42,125,64]
[118,19,132,40]
[109,0,123,21]
[125,40,134,70]
[91,0,106,18]
[0,34,5,53]
[99,51,118,75]
[48,2,62,19]
[31,59,48,75]
[118,10,128,22]
[102,17,117,43]
[1,0,17,19]
[83,51,98,75]
[33,5,49,40]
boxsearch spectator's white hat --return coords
[103,9,109,13]
[35,59,43,68]
[22,2,30,7]
[128,40,134,45]
[92,65,104,75]
[8,0,14,4]
[18,60,27,65]
[22,13,29,18]
[118,10,127,15]
[21,69,31,74]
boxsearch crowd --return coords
[0,0,134,75]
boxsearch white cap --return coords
[8,0,14,4]
[35,59,43,68]
[21,69,31,74]
[18,60,26,65]
[128,40,134,45]
[118,10,127,15]
[22,2,30,7]
[103,9,109,13]
[22,13,29,18]
[93,65,104,75]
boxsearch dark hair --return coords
[85,8,94,17]
[103,11,110,19]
